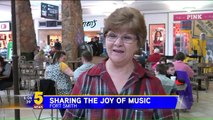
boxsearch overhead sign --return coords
[174,13,213,21]
[41,3,59,20]
[83,20,97,28]
[0,22,11,31]
[83,17,104,31]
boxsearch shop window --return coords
[46,21,57,27]
[57,21,62,26]
[39,22,46,27]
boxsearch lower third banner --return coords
[24,92,179,109]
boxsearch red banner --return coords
[174,13,213,21]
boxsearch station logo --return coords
[33,92,44,109]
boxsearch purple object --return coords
[176,71,193,109]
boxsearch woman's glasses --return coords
[106,31,137,44]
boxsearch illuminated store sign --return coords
[83,20,97,28]
[0,22,11,31]
[174,13,213,21]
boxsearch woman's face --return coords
[167,66,175,75]
[59,55,66,62]
[155,32,162,41]
[105,30,138,64]
[156,32,161,37]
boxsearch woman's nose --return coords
[113,37,123,47]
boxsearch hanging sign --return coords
[83,20,97,28]
[174,13,213,21]
[41,3,59,20]
[0,22,11,31]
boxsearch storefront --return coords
[83,16,104,42]
[0,21,12,49]
[37,28,62,49]
[35,16,105,49]
[172,12,213,62]
[0,21,12,59]
[145,11,213,58]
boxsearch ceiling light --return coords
[123,0,135,5]
[183,7,196,12]
[164,1,210,11]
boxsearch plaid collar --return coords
[87,58,148,79]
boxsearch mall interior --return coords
[0,1,213,120]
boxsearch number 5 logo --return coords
[34,92,43,105]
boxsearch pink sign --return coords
[174,13,213,21]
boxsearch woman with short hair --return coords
[63,7,173,120]
[173,52,194,78]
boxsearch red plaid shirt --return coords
[63,60,174,120]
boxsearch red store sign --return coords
[0,22,11,31]
[174,13,213,21]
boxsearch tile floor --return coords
[0,81,213,120]
[179,81,213,120]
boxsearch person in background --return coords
[74,51,94,81]
[0,56,13,90]
[44,44,51,56]
[34,50,48,66]
[49,47,58,58]
[94,36,101,56]
[34,46,40,57]
[45,51,73,117]
[165,62,176,78]
[165,62,185,85]
[145,40,150,56]
[134,50,147,68]
[155,64,176,95]
[63,7,173,120]
[88,37,100,56]
[173,52,194,78]
[88,38,94,55]
[147,47,161,66]
[54,39,62,50]
[152,56,167,70]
